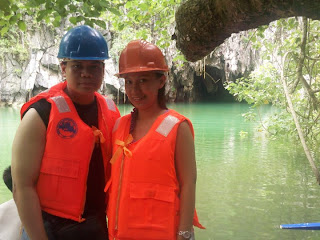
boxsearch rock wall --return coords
[0,25,119,107]
[0,26,261,106]
[170,30,260,102]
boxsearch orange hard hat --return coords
[116,40,169,77]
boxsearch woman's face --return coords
[124,72,165,111]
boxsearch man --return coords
[11,25,120,240]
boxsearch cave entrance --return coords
[194,65,235,102]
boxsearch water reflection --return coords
[171,103,320,240]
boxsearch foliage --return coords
[225,63,284,107]
[0,27,29,64]
[0,0,185,69]
[226,18,320,159]
[0,0,121,68]
[104,0,182,60]
[0,0,124,33]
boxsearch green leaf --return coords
[35,0,46,4]
[95,19,106,29]
[45,1,53,10]
[56,6,67,17]
[173,54,186,62]
[69,4,77,11]
[44,15,52,24]
[288,18,295,28]
[99,0,110,8]
[18,20,27,31]
[10,4,18,12]
[139,3,148,11]
[84,19,93,27]
[82,2,90,14]
[118,23,124,31]
[0,0,10,13]
[69,16,77,24]
[1,26,9,36]
[90,10,100,17]
[108,7,121,16]
[53,15,61,27]
[161,30,167,36]
[257,31,264,38]
[37,9,47,21]
[125,1,132,9]
[59,0,70,6]
[76,16,84,22]
[9,15,17,24]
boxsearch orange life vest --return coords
[21,82,120,222]
[106,109,204,240]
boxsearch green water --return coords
[0,106,20,202]
[1,103,320,240]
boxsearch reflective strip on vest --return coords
[156,115,179,137]
[112,117,120,133]
[104,97,116,112]
[50,96,71,113]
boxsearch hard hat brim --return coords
[115,67,169,78]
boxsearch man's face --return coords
[61,60,105,96]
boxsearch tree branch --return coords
[281,51,320,184]
[297,17,318,110]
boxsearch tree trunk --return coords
[296,17,318,110]
[281,52,320,184]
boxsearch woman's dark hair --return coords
[155,72,167,110]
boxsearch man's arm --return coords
[11,108,48,240]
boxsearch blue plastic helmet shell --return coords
[57,25,109,60]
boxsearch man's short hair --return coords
[2,166,12,192]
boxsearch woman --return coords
[106,40,204,240]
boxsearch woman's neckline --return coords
[130,108,170,143]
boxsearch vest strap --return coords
[50,96,71,113]
[156,115,179,137]
[92,126,106,143]
[110,134,133,164]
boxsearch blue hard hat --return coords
[57,25,109,60]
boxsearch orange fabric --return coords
[21,82,120,222]
[106,110,203,240]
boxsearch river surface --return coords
[1,103,320,240]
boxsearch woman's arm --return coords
[175,121,197,240]
[11,108,48,240]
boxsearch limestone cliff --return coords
[168,30,259,102]
[0,25,119,107]
[0,25,260,106]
